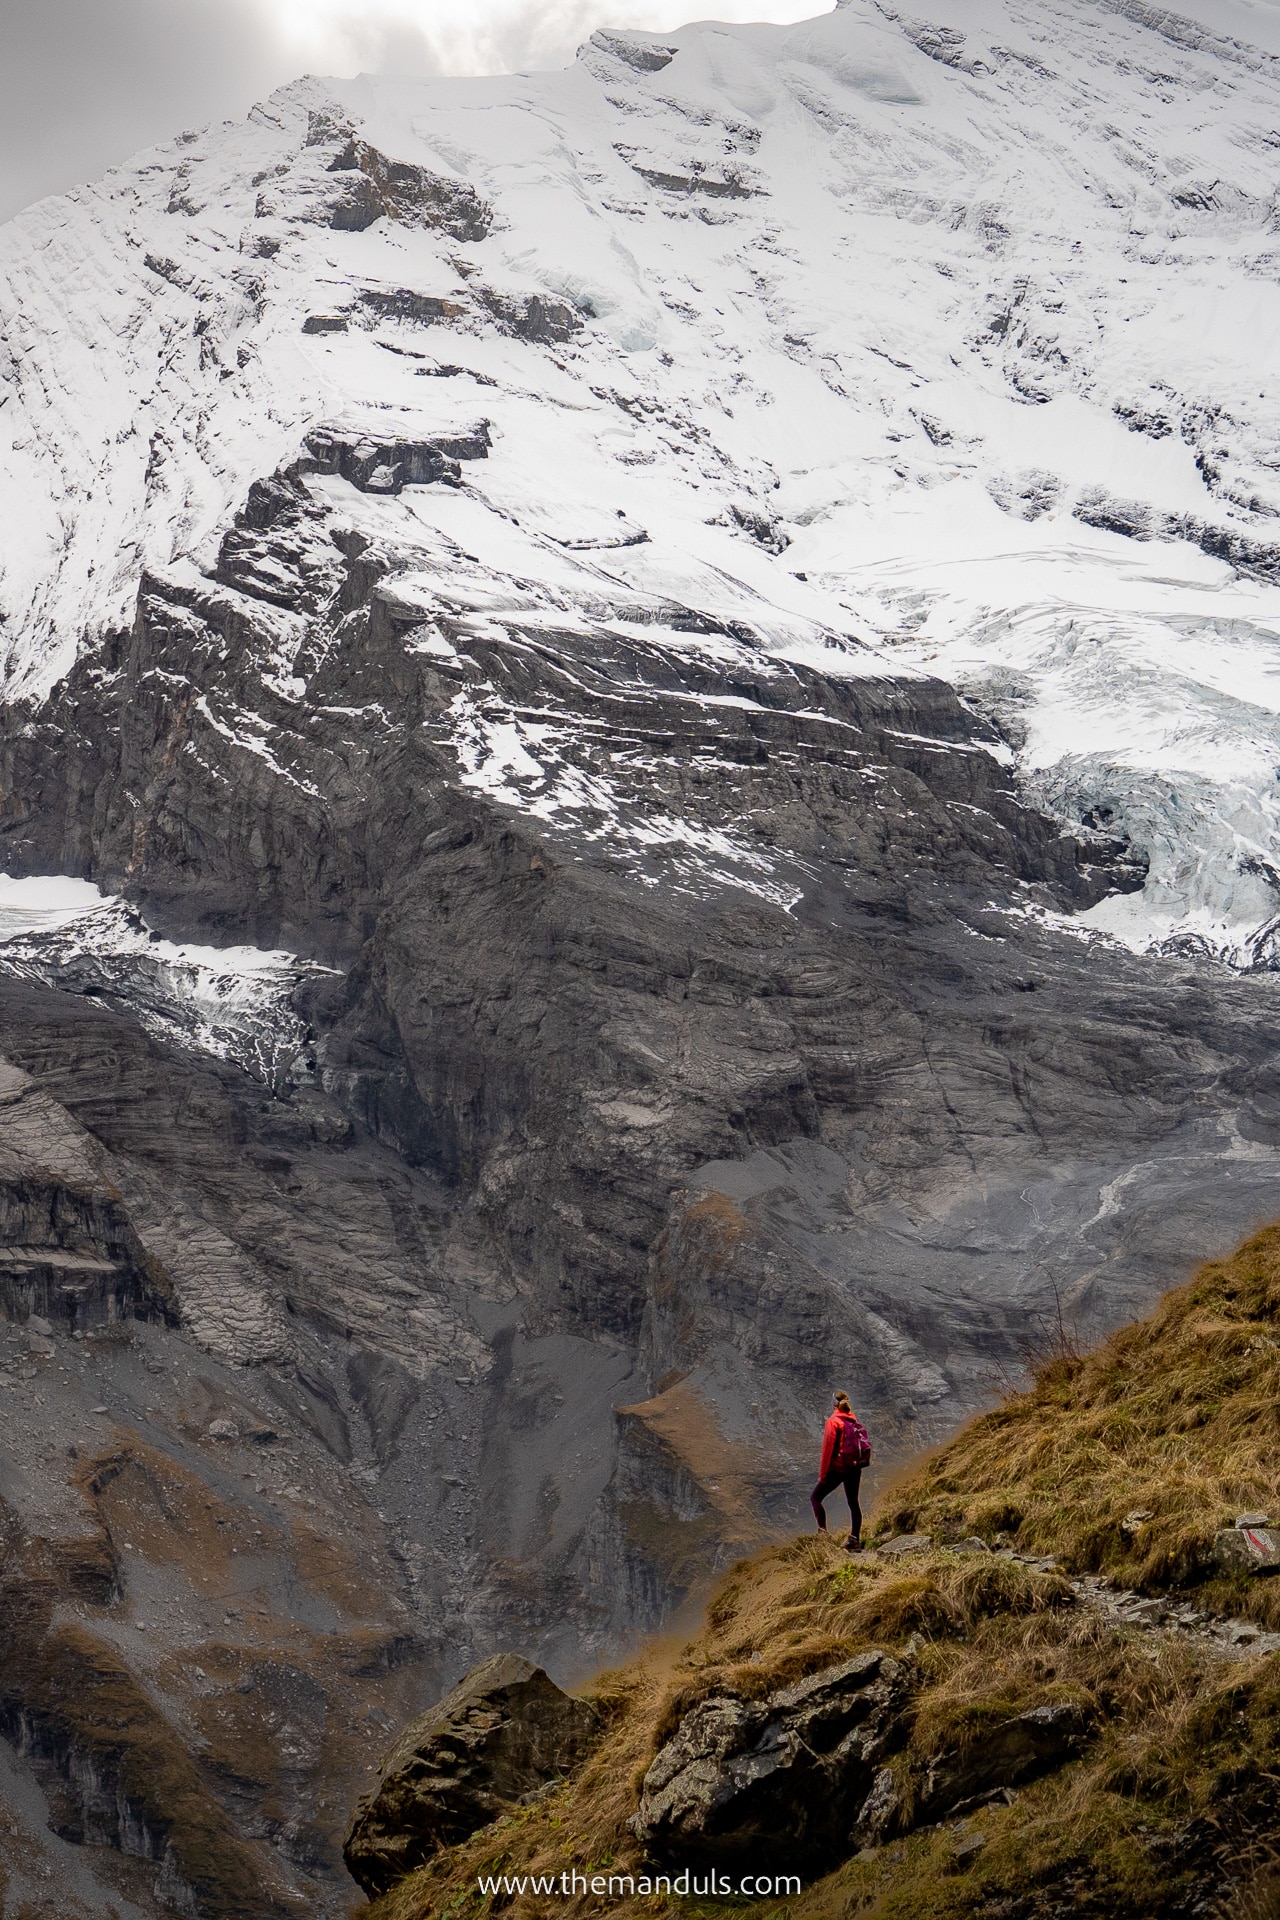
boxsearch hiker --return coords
[811,1390,871,1551]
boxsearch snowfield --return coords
[3,0,1280,966]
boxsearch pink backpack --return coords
[836,1414,872,1469]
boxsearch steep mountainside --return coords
[360,1222,1280,1920]
[3,1,1280,1913]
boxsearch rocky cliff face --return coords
[4,1,1280,1912]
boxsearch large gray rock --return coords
[635,1657,1094,1874]
[634,1651,909,1871]
[343,1654,598,1896]
[1214,1525,1280,1576]
[877,1534,932,1560]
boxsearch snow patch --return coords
[451,695,807,910]
[0,877,332,1085]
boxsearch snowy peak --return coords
[2,0,1280,965]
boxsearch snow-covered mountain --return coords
[3,0,1280,967]
[7,7,1280,1913]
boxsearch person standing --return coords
[811,1390,871,1551]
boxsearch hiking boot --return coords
[844,1535,862,1552]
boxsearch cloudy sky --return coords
[0,0,830,224]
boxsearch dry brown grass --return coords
[878,1222,1280,1624]
[362,1535,1280,1920]
[361,1227,1280,1920]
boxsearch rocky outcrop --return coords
[917,1700,1092,1818]
[474,287,584,342]
[299,420,491,494]
[0,1492,310,1920]
[255,110,493,241]
[634,1651,909,1871]
[588,28,678,73]
[344,1655,598,1896]
[0,1057,170,1331]
[633,1651,1094,1872]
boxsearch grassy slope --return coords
[362,1226,1280,1920]
[880,1221,1280,1615]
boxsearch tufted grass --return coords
[876,1222,1280,1624]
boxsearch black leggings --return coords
[811,1467,862,1539]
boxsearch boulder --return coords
[878,1534,932,1559]
[1214,1525,1280,1576]
[343,1654,597,1897]
[920,1701,1092,1816]
[633,1651,910,1871]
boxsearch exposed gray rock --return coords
[1071,1571,1280,1657]
[589,28,678,72]
[0,1058,170,1332]
[300,420,491,494]
[475,286,583,341]
[332,136,493,241]
[877,1534,932,1559]
[259,112,493,240]
[852,1764,901,1841]
[634,1651,909,1871]
[920,1702,1092,1816]
[344,1654,597,1896]
[1214,1526,1280,1576]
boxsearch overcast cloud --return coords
[0,0,829,225]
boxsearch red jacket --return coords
[819,1411,859,1478]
